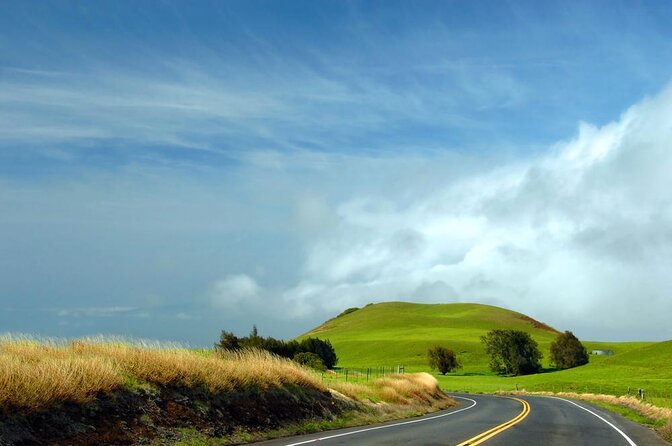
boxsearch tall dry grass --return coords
[0,336,450,415]
[662,419,672,442]
[506,390,672,421]
[0,336,324,410]
[0,339,123,409]
[331,372,443,405]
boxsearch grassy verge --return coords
[0,336,454,445]
[432,369,672,408]
[499,390,672,443]
[0,336,323,409]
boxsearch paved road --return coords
[252,393,667,445]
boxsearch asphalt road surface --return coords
[253,393,667,446]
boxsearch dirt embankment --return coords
[0,385,353,446]
[0,341,454,445]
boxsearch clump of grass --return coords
[331,372,444,406]
[661,419,672,442]
[506,389,672,441]
[73,340,323,392]
[0,336,324,410]
[507,390,672,421]
[0,338,123,409]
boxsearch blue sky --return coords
[2,1,672,345]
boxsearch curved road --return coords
[253,393,667,446]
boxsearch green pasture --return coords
[300,302,672,407]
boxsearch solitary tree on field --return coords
[550,331,588,369]
[481,329,542,376]
[427,346,461,375]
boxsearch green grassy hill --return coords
[300,302,565,372]
[300,301,672,406]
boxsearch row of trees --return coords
[216,325,338,370]
[428,330,588,376]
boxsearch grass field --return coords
[300,302,672,408]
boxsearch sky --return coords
[2,1,672,345]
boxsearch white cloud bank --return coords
[272,83,672,340]
[209,274,262,311]
[2,79,672,341]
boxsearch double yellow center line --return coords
[456,397,531,446]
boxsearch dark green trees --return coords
[481,329,542,376]
[215,326,338,369]
[217,330,240,351]
[427,346,461,375]
[550,330,588,369]
[293,352,327,371]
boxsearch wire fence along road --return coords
[320,365,406,383]
[323,368,672,408]
[503,382,672,408]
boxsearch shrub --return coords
[214,327,338,369]
[336,307,359,318]
[215,331,240,351]
[481,329,542,376]
[293,352,326,371]
[427,346,461,375]
[300,337,338,369]
[550,331,588,369]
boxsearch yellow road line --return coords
[456,397,530,446]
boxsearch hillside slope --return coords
[300,302,562,372]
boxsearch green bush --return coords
[427,346,461,375]
[293,352,327,371]
[215,327,338,369]
[336,307,359,318]
[481,329,542,376]
[550,331,588,369]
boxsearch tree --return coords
[299,337,338,369]
[247,324,262,348]
[481,329,542,376]
[550,331,588,369]
[293,352,327,371]
[214,327,339,369]
[427,346,461,375]
[215,330,240,351]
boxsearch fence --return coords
[321,365,405,383]
[508,383,672,408]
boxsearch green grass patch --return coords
[302,302,672,408]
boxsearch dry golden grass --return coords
[0,338,123,409]
[661,419,672,442]
[0,336,450,417]
[0,336,324,410]
[506,390,672,421]
[331,372,443,405]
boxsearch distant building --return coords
[591,349,614,356]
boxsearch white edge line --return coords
[282,396,478,446]
[543,396,637,446]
